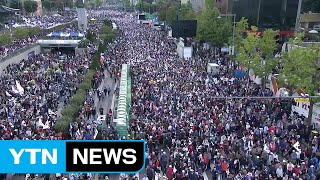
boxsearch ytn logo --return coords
[9,149,57,164]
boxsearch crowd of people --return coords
[0,13,76,60]
[100,10,320,180]
[0,7,319,180]
[0,10,111,180]
[20,14,76,29]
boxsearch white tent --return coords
[309,30,319,34]
[52,14,62,17]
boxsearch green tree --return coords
[0,0,6,5]
[252,29,278,89]
[10,0,21,9]
[42,0,54,11]
[237,26,278,89]
[179,2,195,20]
[0,33,13,46]
[123,0,130,8]
[237,26,260,72]
[281,34,320,125]
[95,0,103,7]
[234,17,249,54]
[196,0,232,47]
[303,0,320,13]
[24,0,38,14]
[12,27,41,39]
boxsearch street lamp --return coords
[218,13,236,55]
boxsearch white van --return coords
[313,25,320,31]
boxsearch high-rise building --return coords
[230,0,300,31]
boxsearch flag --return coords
[100,56,104,66]
[76,129,82,139]
[16,80,24,95]
[5,91,12,97]
[69,123,73,132]
[93,128,98,139]
[11,86,19,94]
[293,141,301,153]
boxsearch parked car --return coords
[313,25,320,31]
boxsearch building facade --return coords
[230,0,299,30]
[300,13,320,30]
[214,0,232,14]
[191,0,205,11]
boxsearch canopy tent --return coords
[52,13,62,17]
[47,32,79,37]
[309,30,319,34]
[68,32,84,37]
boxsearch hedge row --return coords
[54,24,117,133]
[54,48,103,132]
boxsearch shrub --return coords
[56,23,118,133]
[61,104,78,118]
[70,90,86,107]
[54,120,70,133]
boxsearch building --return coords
[229,0,300,31]
[300,13,320,30]
[190,0,205,11]
[215,0,231,14]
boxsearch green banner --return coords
[116,64,131,138]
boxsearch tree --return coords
[236,26,278,89]
[0,0,6,5]
[196,0,232,47]
[303,0,320,13]
[123,0,130,8]
[234,17,249,54]
[179,2,195,20]
[95,0,103,7]
[55,0,73,10]
[13,27,41,39]
[252,29,279,89]
[281,34,320,125]
[10,0,21,9]
[24,0,38,14]
[42,0,54,11]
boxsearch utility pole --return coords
[257,0,261,26]
[295,0,303,31]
